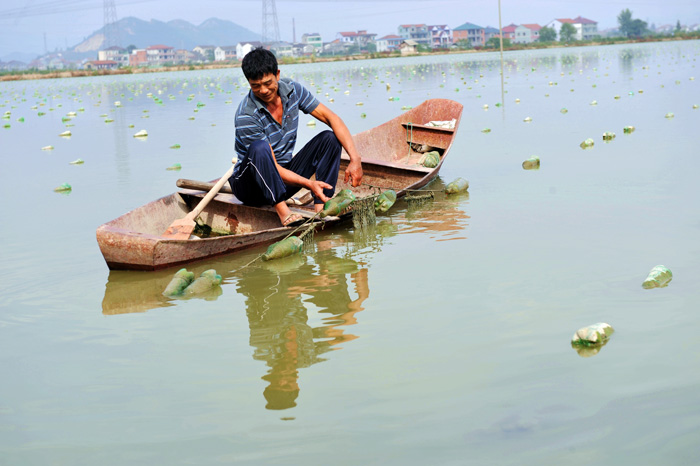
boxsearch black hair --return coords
[241,47,278,81]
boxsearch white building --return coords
[514,24,541,43]
[214,46,237,61]
[236,41,263,61]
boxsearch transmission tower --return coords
[103,0,121,48]
[261,0,280,45]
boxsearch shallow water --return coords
[1,41,700,464]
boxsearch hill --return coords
[69,16,260,59]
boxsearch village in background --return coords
[1,8,699,73]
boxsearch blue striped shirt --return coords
[234,78,319,175]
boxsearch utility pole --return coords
[43,32,48,54]
[261,0,280,45]
[293,18,296,43]
[103,0,121,48]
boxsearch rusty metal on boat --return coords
[96,99,463,270]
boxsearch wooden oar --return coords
[162,164,235,240]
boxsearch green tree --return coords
[560,23,577,42]
[126,44,137,53]
[618,9,649,38]
[485,37,510,48]
[205,50,215,62]
[675,20,682,33]
[538,26,557,42]
[365,42,377,53]
[455,39,472,49]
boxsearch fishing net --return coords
[405,191,434,206]
[183,269,222,296]
[262,236,304,261]
[374,190,397,213]
[422,151,440,168]
[352,196,376,230]
[298,224,316,254]
[163,268,195,296]
[445,177,469,194]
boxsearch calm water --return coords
[1,41,700,464]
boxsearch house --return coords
[453,22,485,47]
[429,25,452,48]
[292,43,315,57]
[400,39,418,56]
[236,41,262,61]
[336,30,377,50]
[376,34,403,53]
[514,24,541,43]
[174,49,196,63]
[146,45,175,65]
[501,23,518,39]
[322,39,347,56]
[0,60,27,71]
[572,16,598,40]
[97,46,128,66]
[544,18,595,41]
[214,46,237,61]
[484,26,500,42]
[85,60,119,70]
[193,45,216,60]
[129,49,147,67]
[397,24,430,46]
[269,41,294,58]
[301,33,323,50]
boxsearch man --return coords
[229,47,363,226]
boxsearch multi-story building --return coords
[129,49,148,67]
[214,46,237,61]
[429,25,452,48]
[97,46,129,67]
[453,22,485,47]
[544,18,598,41]
[336,30,377,50]
[301,33,323,50]
[397,24,430,46]
[484,26,500,43]
[376,35,403,53]
[514,24,541,43]
[146,45,175,66]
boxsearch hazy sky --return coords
[1,0,698,58]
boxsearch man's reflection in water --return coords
[236,237,369,410]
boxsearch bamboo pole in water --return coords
[498,0,505,108]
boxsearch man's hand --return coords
[308,179,332,203]
[344,160,363,187]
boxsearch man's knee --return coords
[248,140,273,160]
[319,130,341,150]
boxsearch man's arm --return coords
[310,103,363,187]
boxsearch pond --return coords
[1,40,699,464]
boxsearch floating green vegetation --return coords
[481,128,491,133]
[560,108,568,114]
[53,182,72,192]
[170,144,181,149]
[522,156,540,170]
[166,163,182,171]
[665,112,674,119]
[623,125,635,133]
[602,131,616,141]
[580,138,595,149]
[69,159,84,164]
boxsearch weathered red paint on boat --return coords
[96,99,463,270]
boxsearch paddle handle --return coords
[185,165,234,221]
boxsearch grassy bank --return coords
[2,34,698,82]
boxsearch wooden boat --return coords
[96,98,463,270]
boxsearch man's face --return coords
[249,70,280,104]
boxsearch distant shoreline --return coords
[2,35,697,83]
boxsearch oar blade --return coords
[162,217,196,240]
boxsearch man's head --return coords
[241,47,278,81]
[242,47,281,104]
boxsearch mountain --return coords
[70,16,260,56]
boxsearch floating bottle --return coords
[571,322,614,347]
[321,190,355,218]
[133,129,148,137]
[580,138,594,149]
[53,183,72,192]
[602,131,616,141]
[183,269,222,296]
[166,163,181,170]
[642,265,672,289]
[623,126,635,134]
[163,268,195,296]
[522,156,540,170]
[374,190,397,213]
[445,177,469,194]
[262,236,304,261]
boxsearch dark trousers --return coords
[229,130,342,207]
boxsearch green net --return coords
[352,196,377,229]
[262,236,304,261]
[405,191,434,206]
[445,178,469,194]
[422,151,440,168]
[374,190,397,213]
[183,269,222,296]
[163,268,195,296]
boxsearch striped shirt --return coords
[234,78,319,175]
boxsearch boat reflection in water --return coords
[101,184,468,410]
